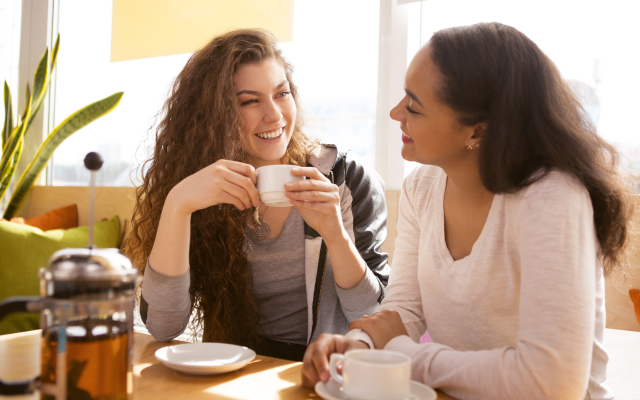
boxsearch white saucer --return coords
[155,343,256,375]
[315,378,437,400]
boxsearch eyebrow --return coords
[405,88,423,107]
[236,80,289,96]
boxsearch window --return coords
[280,0,380,168]
[49,0,379,186]
[403,0,640,176]
[51,0,193,186]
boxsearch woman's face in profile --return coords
[234,58,297,168]
[390,46,474,167]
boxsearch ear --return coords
[471,122,487,141]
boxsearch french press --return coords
[0,153,141,400]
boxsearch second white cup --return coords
[256,165,305,207]
[329,349,412,400]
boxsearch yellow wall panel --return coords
[111,0,294,62]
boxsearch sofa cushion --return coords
[0,216,120,335]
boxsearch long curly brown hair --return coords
[124,29,316,346]
[429,22,634,273]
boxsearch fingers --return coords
[310,337,335,383]
[285,174,339,210]
[290,166,330,182]
[349,318,369,332]
[214,166,259,208]
[217,180,255,210]
[288,200,337,216]
[285,190,337,204]
[301,334,371,388]
[216,192,248,211]
[285,177,335,193]
[222,160,257,184]
[301,354,321,388]
[302,334,342,387]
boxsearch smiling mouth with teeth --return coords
[255,127,285,140]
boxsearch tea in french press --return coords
[0,152,141,400]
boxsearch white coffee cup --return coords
[255,165,305,207]
[329,349,412,400]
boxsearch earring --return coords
[466,143,480,150]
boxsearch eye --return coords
[241,99,258,106]
[405,105,419,115]
[277,91,290,98]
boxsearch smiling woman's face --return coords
[234,58,297,168]
[390,45,480,167]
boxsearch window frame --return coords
[20,0,412,189]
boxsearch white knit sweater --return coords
[348,165,612,400]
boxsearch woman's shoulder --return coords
[519,169,590,200]
[311,145,384,189]
[508,169,592,215]
[403,164,444,197]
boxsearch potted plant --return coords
[1,34,123,218]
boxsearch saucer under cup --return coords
[256,165,304,207]
[315,378,437,400]
[154,343,256,375]
[330,349,411,400]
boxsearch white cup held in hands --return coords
[256,165,304,207]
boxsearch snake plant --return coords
[1,34,124,219]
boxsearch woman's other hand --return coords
[349,310,409,349]
[168,159,260,214]
[285,167,345,243]
[301,333,369,388]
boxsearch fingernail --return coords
[292,167,299,172]
[321,372,329,382]
[285,182,293,188]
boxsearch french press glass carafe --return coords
[0,153,141,400]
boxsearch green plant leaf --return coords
[2,81,13,148]
[51,34,60,73]
[0,136,23,201]
[3,92,124,219]
[0,98,30,183]
[22,48,50,135]
[20,83,30,124]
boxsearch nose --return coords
[390,95,407,122]
[263,98,283,123]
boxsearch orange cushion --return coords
[630,289,640,328]
[11,204,78,231]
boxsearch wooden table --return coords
[2,329,638,400]
[0,330,453,400]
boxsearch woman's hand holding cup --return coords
[301,333,369,388]
[168,159,260,214]
[284,167,345,243]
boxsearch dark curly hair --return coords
[429,22,634,273]
[124,29,317,346]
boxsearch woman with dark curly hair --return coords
[124,29,389,362]
[303,22,633,399]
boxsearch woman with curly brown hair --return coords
[303,23,634,399]
[124,29,389,362]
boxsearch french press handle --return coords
[0,297,42,395]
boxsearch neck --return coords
[440,155,492,204]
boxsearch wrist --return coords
[323,229,351,248]
[165,188,193,216]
